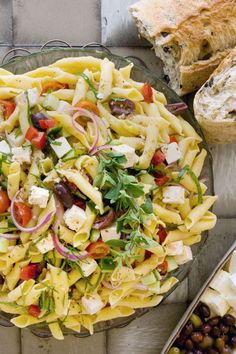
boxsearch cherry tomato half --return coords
[75,101,100,116]
[14,202,32,227]
[0,191,10,213]
[152,150,166,165]
[86,241,110,259]
[41,81,69,94]
[28,304,41,318]
[20,264,38,281]
[141,82,153,103]
[0,100,16,120]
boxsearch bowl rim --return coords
[0,47,214,337]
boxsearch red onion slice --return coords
[72,107,103,154]
[165,102,188,116]
[0,233,20,240]
[72,111,86,135]
[10,190,55,233]
[89,144,113,156]
[51,232,89,261]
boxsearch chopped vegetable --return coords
[31,132,47,150]
[141,82,153,103]
[25,127,38,141]
[157,225,167,244]
[0,191,10,213]
[13,202,32,227]
[152,150,166,165]
[155,175,169,186]
[75,100,100,116]
[0,100,16,120]
[86,241,110,259]
[41,82,69,94]
[28,304,41,318]
[20,264,38,280]
[38,119,56,130]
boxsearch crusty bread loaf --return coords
[129,0,236,96]
[194,47,236,144]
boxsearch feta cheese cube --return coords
[0,140,10,154]
[16,88,40,107]
[63,205,87,232]
[112,144,139,168]
[36,234,54,254]
[229,273,236,292]
[57,101,73,114]
[162,186,185,204]
[201,288,229,316]
[27,88,40,107]
[174,246,193,265]
[79,257,97,277]
[50,137,72,158]
[161,142,182,165]
[101,225,121,242]
[7,130,25,147]
[210,270,235,297]
[82,294,104,315]
[12,146,31,164]
[228,250,236,274]
[166,241,184,256]
[29,186,50,209]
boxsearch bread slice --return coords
[129,0,236,96]
[194,47,236,144]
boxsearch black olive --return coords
[208,316,221,327]
[197,302,211,319]
[53,182,75,208]
[31,112,48,130]
[185,339,194,350]
[0,275,4,284]
[211,326,221,338]
[201,323,212,334]
[109,99,135,116]
[230,336,236,347]
[183,321,194,336]
[165,102,188,116]
[191,331,204,343]
[222,314,236,327]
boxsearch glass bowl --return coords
[0,48,214,337]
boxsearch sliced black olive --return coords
[165,102,188,116]
[109,98,135,116]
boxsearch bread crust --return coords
[194,48,236,144]
[130,0,236,95]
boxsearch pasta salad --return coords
[0,56,217,339]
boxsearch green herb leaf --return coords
[80,73,98,98]
[105,239,127,248]
[175,165,203,204]
[141,198,153,214]
[99,257,116,272]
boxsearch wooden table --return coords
[0,1,235,352]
